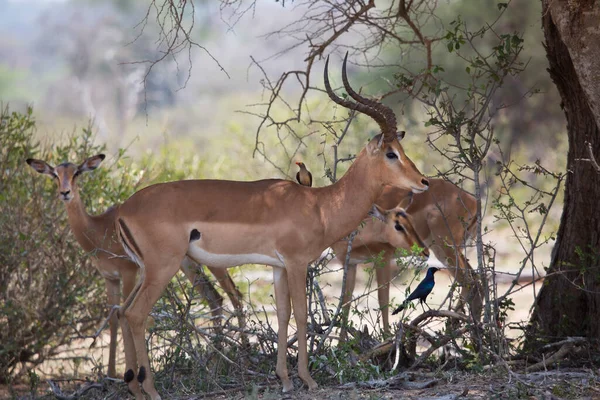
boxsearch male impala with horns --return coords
[113,54,428,399]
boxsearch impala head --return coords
[324,54,429,194]
[26,154,105,202]
[369,204,430,258]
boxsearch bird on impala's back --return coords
[295,161,313,187]
[392,267,439,314]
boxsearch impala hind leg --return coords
[125,256,183,400]
[119,267,145,399]
[287,263,317,390]
[272,267,293,392]
[125,279,172,400]
[104,277,120,378]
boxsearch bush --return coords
[0,106,140,383]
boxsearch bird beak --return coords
[295,162,301,166]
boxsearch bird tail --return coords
[392,301,408,315]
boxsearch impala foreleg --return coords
[374,254,393,336]
[339,263,358,343]
[272,267,293,392]
[287,263,317,390]
[104,277,120,378]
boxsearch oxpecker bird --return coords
[295,161,313,187]
[392,267,439,314]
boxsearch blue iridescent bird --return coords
[392,267,439,314]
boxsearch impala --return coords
[112,55,429,400]
[344,179,480,328]
[331,205,429,340]
[113,56,429,398]
[293,162,429,339]
[26,155,244,385]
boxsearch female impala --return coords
[331,180,479,341]
[114,55,429,399]
[331,205,429,340]
[294,162,429,339]
[374,181,481,318]
[26,155,243,385]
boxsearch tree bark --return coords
[526,0,600,349]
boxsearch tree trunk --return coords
[526,0,600,349]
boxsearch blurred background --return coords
[0,0,565,180]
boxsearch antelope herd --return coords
[27,56,479,399]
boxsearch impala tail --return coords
[116,218,145,311]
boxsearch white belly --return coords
[187,245,284,268]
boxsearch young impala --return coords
[26,155,244,381]
[113,55,429,399]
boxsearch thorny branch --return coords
[131,0,230,113]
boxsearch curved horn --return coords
[341,53,398,142]
[324,56,392,139]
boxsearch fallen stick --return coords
[47,380,103,400]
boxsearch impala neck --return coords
[318,150,384,245]
[64,191,95,249]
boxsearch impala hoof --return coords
[305,378,318,391]
[281,379,294,393]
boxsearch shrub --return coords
[0,106,139,383]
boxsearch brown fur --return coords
[331,207,429,340]
[26,156,244,398]
[360,179,480,321]
[115,134,429,398]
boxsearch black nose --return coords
[60,190,70,197]
[421,178,429,187]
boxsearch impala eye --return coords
[73,170,81,179]
[386,152,398,159]
[395,223,404,232]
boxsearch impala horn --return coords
[324,53,399,146]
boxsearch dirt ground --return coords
[4,368,600,399]
[3,242,580,400]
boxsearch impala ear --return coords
[26,158,55,176]
[396,191,414,209]
[368,204,387,222]
[78,154,105,173]
[397,130,405,141]
[367,135,384,154]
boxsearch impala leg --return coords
[435,243,482,320]
[287,263,317,390]
[210,267,247,343]
[180,257,224,325]
[375,254,392,337]
[118,267,144,399]
[339,263,357,343]
[125,275,173,400]
[272,267,293,392]
[104,277,120,378]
